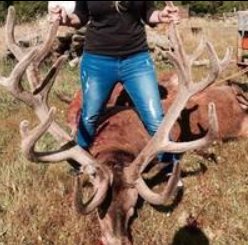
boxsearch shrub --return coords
[181,1,248,15]
[0,1,48,23]
[1,1,248,23]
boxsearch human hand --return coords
[158,5,180,24]
[48,6,69,25]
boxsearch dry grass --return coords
[0,17,248,245]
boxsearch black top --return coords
[73,1,156,56]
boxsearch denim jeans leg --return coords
[77,53,118,149]
[121,52,178,164]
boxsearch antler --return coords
[1,7,111,214]
[74,173,109,215]
[6,6,59,90]
[130,1,233,206]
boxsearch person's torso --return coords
[84,1,149,56]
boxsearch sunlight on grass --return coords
[0,17,247,245]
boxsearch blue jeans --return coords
[78,51,177,163]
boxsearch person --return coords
[49,1,181,179]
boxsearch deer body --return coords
[85,110,149,245]
[162,75,248,141]
[73,76,248,244]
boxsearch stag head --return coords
[0,2,232,244]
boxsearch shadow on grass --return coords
[142,162,208,213]
[181,162,208,178]
[172,226,209,245]
[153,188,184,213]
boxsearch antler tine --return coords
[136,162,181,206]
[168,21,233,97]
[74,173,110,215]
[157,103,219,154]
[220,47,233,72]
[25,20,60,90]
[189,38,206,66]
[36,21,60,66]
[135,103,218,206]
[20,107,110,208]
[169,23,188,68]
[0,48,99,175]
[4,6,72,143]
[20,106,110,205]
[33,55,68,101]
[5,6,24,60]
[26,20,60,89]
[6,6,60,90]
[0,49,37,107]
[20,107,57,162]
[191,43,233,95]
[0,48,36,88]
[20,107,100,175]
[6,6,59,65]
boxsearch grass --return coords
[0,17,248,245]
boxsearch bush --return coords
[14,1,48,22]
[181,1,248,15]
[1,1,248,23]
[218,1,248,13]
[0,1,48,23]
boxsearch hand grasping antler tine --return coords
[1,7,111,214]
[130,1,233,206]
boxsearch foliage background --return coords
[1,1,248,23]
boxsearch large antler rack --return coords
[0,7,112,214]
[128,1,233,206]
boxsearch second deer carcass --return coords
[66,68,248,145]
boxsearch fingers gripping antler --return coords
[132,1,232,206]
